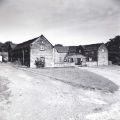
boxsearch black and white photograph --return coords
[0,0,120,120]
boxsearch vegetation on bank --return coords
[106,35,120,65]
[28,67,119,93]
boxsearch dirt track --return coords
[79,65,120,120]
[0,63,120,120]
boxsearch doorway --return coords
[40,57,45,67]
[76,58,82,65]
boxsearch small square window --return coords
[40,45,45,51]
[101,49,105,52]
[89,57,92,62]
[64,59,67,62]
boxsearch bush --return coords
[35,58,45,68]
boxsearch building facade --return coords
[9,35,108,68]
[10,35,54,67]
[0,42,9,62]
[83,43,108,66]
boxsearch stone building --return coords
[9,35,108,68]
[0,42,9,62]
[83,43,108,66]
[54,45,86,67]
[10,35,54,67]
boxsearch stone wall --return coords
[98,44,108,66]
[54,49,67,64]
[30,37,54,68]
[86,62,98,66]
[54,63,75,67]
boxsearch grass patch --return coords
[30,67,119,93]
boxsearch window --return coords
[59,57,62,63]
[64,58,67,62]
[79,50,82,53]
[40,57,45,62]
[40,45,45,51]
[101,49,105,52]
[70,58,74,63]
[89,57,92,62]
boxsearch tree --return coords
[106,35,120,64]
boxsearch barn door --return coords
[75,58,82,65]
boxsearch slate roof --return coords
[54,45,85,55]
[54,45,80,53]
[14,37,39,50]
[68,46,77,53]
[54,45,69,53]
[82,43,104,61]
[83,43,103,52]
[14,35,53,50]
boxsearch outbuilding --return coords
[83,43,108,66]
[9,35,108,68]
[10,35,54,68]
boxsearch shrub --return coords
[35,58,45,68]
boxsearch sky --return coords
[0,0,120,45]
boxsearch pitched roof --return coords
[54,45,84,54]
[54,45,69,53]
[68,46,77,53]
[83,43,103,51]
[14,37,39,50]
[14,35,53,50]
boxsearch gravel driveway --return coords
[0,63,120,120]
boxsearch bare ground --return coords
[79,65,120,120]
[0,63,120,120]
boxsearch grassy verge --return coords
[29,67,119,93]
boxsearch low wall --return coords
[86,62,98,67]
[54,63,75,67]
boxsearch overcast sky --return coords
[0,0,120,45]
